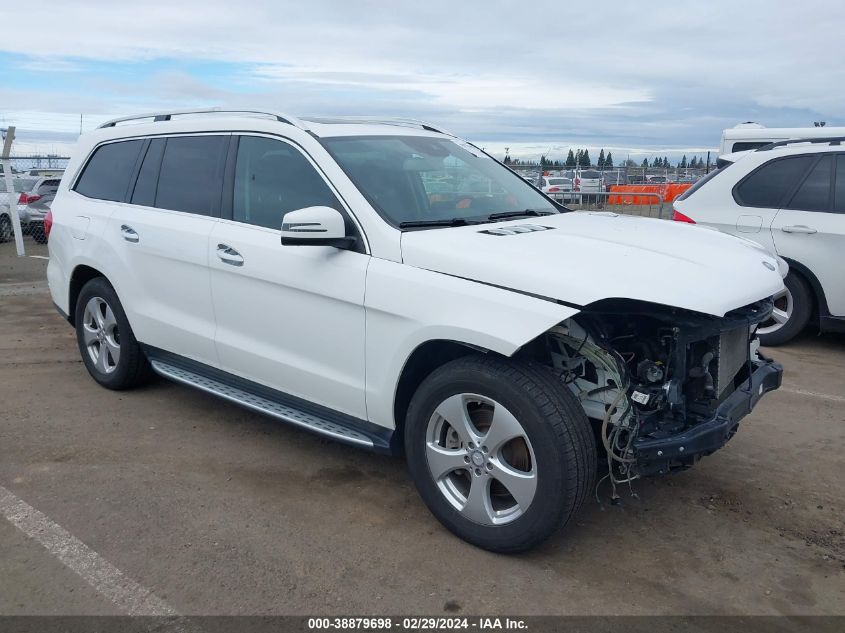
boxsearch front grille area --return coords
[716,325,750,396]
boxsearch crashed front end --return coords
[544,298,782,484]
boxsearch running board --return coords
[149,358,378,450]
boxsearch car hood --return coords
[400,212,785,316]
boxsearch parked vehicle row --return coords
[0,174,62,243]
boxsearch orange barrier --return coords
[607,185,663,205]
[607,183,692,205]
[664,183,692,202]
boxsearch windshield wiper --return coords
[487,209,554,221]
[399,218,477,229]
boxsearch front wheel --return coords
[405,356,595,553]
[757,271,812,346]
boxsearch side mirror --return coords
[280,206,356,249]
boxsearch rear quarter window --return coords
[75,140,144,202]
[733,155,815,208]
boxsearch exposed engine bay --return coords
[539,298,781,498]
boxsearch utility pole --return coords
[2,126,25,256]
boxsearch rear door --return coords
[107,134,228,364]
[209,134,369,418]
[771,153,845,316]
[731,154,817,252]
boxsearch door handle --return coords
[216,243,244,266]
[781,225,817,234]
[120,225,139,243]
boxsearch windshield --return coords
[323,136,559,227]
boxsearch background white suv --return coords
[47,108,784,552]
[673,138,845,345]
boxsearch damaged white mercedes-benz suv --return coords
[47,109,785,552]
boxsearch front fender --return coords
[364,257,577,429]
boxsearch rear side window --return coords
[155,136,227,216]
[75,140,144,202]
[786,156,832,211]
[131,139,165,207]
[835,156,845,213]
[731,141,773,152]
[733,155,815,208]
[233,135,340,229]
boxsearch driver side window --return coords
[233,136,341,230]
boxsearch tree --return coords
[641,158,649,168]
[604,152,613,168]
[679,155,688,169]
[653,157,662,168]
[663,156,671,168]
[565,149,576,168]
[597,149,606,169]
[580,149,591,167]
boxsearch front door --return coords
[209,134,369,419]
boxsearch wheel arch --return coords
[781,257,829,320]
[68,264,108,326]
[392,339,501,453]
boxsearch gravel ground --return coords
[0,241,843,616]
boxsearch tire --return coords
[74,277,153,390]
[31,224,47,244]
[404,355,595,553]
[0,215,11,243]
[758,271,812,346]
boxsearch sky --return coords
[0,0,842,161]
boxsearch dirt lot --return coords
[0,240,843,616]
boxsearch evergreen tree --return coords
[565,149,576,168]
[604,152,613,168]
[597,149,606,169]
[679,155,688,169]
[664,156,671,168]
[580,149,591,167]
[641,158,649,168]
[653,157,662,168]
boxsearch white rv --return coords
[720,122,845,155]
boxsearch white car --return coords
[573,169,603,196]
[541,176,573,202]
[47,108,784,552]
[673,138,845,345]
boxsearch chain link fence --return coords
[0,155,68,249]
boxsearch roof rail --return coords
[757,136,845,151]
[98,107,307,130]
[301,116,454,137]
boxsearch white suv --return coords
[47,108,785,552]
[673,138,845,345]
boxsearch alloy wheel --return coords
[758,286,793,336]
[81,296,121,374]
[425,394,537,526]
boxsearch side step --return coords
[150,359,377,450]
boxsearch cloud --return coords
[0,0,842,156]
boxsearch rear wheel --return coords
[758,271,812,346]
[0,215,11,243]
[31,224,47,244]
[405,356,595,553]
[75,277,152,389]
